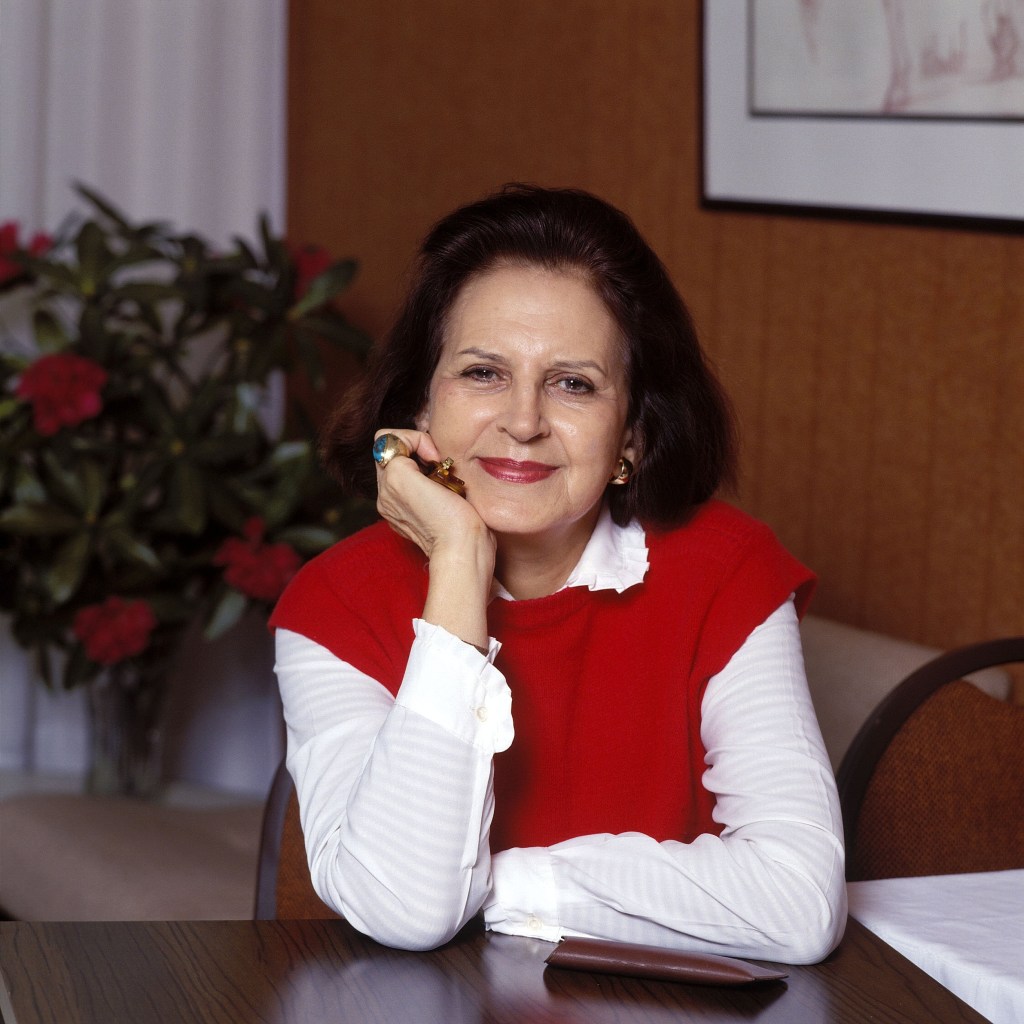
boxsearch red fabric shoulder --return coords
[269,522,426,691]
[645,500,816,687]
[683,499,815,615]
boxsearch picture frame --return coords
[701,1,1024,228]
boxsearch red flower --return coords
[74,597,158,666]
[0,221,52,283]
[0,223,18,280]
[16,353,108,436]
[291,244,333,299]
[214,517,301,601]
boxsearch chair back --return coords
[837,637,1024,881]
[254,760,342,919]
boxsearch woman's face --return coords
[416,264,635,547]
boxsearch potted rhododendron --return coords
[0,187,374,795]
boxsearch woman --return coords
[271,184,846,961]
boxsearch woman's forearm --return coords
[421,534,495,651]
[277,624,511,950]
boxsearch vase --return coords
[86,668,166,798]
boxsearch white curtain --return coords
[0,0,287,794]
[1,0,286,243]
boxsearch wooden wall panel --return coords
[803,222,878,618]
[288,0,1024,650]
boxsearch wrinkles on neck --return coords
[493,506,600,600]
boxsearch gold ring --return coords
[426,457,467,498]
[372,433,411,469]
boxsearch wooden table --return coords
[0,917,989,1023]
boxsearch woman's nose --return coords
[497,383,548,442]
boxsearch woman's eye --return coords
[463,366,498,382]
[554,376,594,394]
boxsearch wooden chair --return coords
[836,637,1024,882]
[253,760,341,919]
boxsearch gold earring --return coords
[609,457,633,484]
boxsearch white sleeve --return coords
[276,619,511,951]
[483,598,848,964]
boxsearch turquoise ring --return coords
[372,433,410,469]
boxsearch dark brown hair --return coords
[322,184,735,528]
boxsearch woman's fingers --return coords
[372,429,442,467]
[373,429,482,558]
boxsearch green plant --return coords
[0,185,374,692]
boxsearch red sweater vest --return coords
[271,500,814,852]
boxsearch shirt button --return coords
[475,706,489,722]
[527,915,542,931]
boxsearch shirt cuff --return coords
[395,619,513,752]
[483,847,562,942]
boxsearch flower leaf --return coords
[11,466,47,505]
[37,455,80,512]
[80,461,107,520]
[171,460,206,534]
[230,236,259,269]
[288,259,358,319]
[230,382,263,433]
[32,308,69,353]
[271,440,311,465]
[75,221,111,294]
[44,531,91,604]
[0,396,23,422]
[259,213,285,268]
[182,378,228,436]
[203,587,248,640]
[75,181,132,230]
[0,502,80,535]
[39,451,105,516]
[275,525,337,554]
[104,527,162,571]
[111,281,186,306]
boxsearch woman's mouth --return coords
[477,458,556,484]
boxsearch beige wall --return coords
[287,0,1024,650]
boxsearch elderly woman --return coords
[271,184,846,961]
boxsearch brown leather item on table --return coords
[545,937,788,986]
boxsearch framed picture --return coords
[702,1,1024,227]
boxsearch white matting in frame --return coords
[702,1,1024,224]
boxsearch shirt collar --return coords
[492,505,649,601]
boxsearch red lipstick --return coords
[478,458,555,484]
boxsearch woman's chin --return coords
[475,500,558,540]
[475,498,600,549]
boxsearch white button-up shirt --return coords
[275,508,847,959]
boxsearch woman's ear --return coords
[608,429,639,485]
[414,405,430,432]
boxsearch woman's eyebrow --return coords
[454,346,505,361]
[454,347,607,375]
[549,359,606,375]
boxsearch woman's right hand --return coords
[372,429,486,559]
[373,429,495,650]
